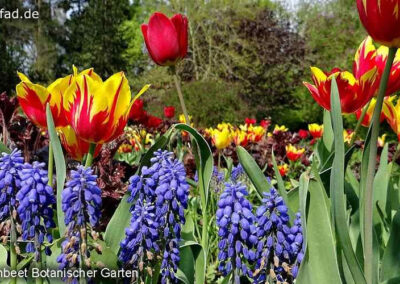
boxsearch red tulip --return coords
[141,12,188,66]
[298,129,309,139]
[144,116,163,128]
[245,118,256,125]
[260,119,270,129]
[164,106,175,118]
[357,0,400,48]
[129,99,147,122]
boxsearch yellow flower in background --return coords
[343,130,354,144]
[378,134,386,148]
[247,125,265,142]
[118,144,133,154]
[232,129,248,146]
[211,128,231,150]
[277,163,289,177]
[273,124,288,134]
[308,123,323,139]
[285,144,305,162]
[63,69,150,144]
[179,114,193,125]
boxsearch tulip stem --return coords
[173,73,190,125]
[364,47,397,284]
[349,100,371,146]
[48,141,54,187]
[85,143,96,168]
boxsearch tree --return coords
[57,0,133,77]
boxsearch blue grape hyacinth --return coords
[154,150,189,283]
[231,164,245,182]
[122,149,189,284]
[0,149,24,221]
[16,161,55,260]
[216,182,258,283]
[57,165,101,280]
[119,200,160,272]
[254,188,304,283]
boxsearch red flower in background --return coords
[141,12,188,66]
[298,129,309,139]
[260,119,270,129]
[245,118,256,125]
[129,99,147,122]
[144,116,163,128]
[164,106,175,118]
[357,0,400,48]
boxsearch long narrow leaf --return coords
[46,104,67,236]
[381,210,400,281]
[296,180,342,284]
[237,146,271,197]
[330,79,366,283]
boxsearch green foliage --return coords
[57,0,133,77]
[133,68,250,126]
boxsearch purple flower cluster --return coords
[119,200,160,270]
[17,161,55,260]
[57,166,101,277]
[120,150,189,284]
[231,164,245,182]
[254,189,304,283]
[216,182,258,283]
[0,149,23,221]
[216,180,304,283]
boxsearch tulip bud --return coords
[141,12,188,66]
[357,0,400,48]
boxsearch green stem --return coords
[349,100,371,146]
[34,233,43,284]
[48,141,54,186]
[10,214,17,284]
[364,47,397,284]
[173,73,190,126]
[85,143,96,168]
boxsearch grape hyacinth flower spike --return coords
[0,149,24,222]
[57,165,101,282]
[216,181,258,283]
[17,161,56,260]
[121,149,189,284]
[254,188,304,283]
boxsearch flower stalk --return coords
[173,71,190,126]
[364,47,397,284]
[349,100,371,146]
[85,143,97,168]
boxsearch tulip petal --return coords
[171,14,188,59]
[147,12,180,65]
[16,80,50,129]
[353,36,376,80]
[303,81,330,111]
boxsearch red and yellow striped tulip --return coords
[383,99,400,140]
[354,37,400,96]
[16,73,69,129]
[58,125,102,161]
[355,97,392,127]
[357,0,400,48]
[63,71,149,144]
[16,67,103,130]
[303,66,379,113]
